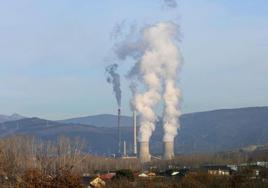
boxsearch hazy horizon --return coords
[1,105,268,121]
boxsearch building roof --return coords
[171,172,180,176]
[100,173,115,180]
[138,173,148,177]
[90,177,106,187]
[203,165,231,171]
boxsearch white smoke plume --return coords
[111,14,183,144]
[140,22,182,142]
[163,79,181,142]
[116,22,182,142]
[158,23,182,142]
[105,64,122,107]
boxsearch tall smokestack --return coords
[139,142,150,163]
[133,110,137,155]
[163,141,174,160]
[123,141,127,156]
[117,108,121,155]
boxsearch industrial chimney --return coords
[123,141,127,156]
[133,110,137,155]
[163,141,175,160]
[117,108,121,155]
[139,142,151,163]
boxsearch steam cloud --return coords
[163,79,181,142]
[115,22,182,142]
[138,22,182,142]
[105,64,122,107]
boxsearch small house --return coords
[147,172,156,177]
[90,177,106,188]
[204,165,233,176]
[82,176,106,188]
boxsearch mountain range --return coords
[59,114,132,127]
[0,106,268,155]
[0,113,26,123]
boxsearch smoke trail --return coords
[110,20,126,40]
[163,0,178,9]
[105,64,122,107]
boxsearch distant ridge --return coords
[59,114,132,127]
[0,106,267,155]
[187,106,268,115]
[0,113,26,123]
[58,106,268,128]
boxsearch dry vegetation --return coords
[0,135,141,187]
[106,173,268,188]
[0,135,267,187]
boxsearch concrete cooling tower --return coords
[163,141,175,160]
[139,142,151,163]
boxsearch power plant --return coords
[113,109,176,162]
[138,135,175,162]
[107,23,181,163]
[114,108,176,162]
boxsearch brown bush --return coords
[50,169,82,188]
[18,169,51,188]
[17,168,82,188]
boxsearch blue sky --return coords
[0,0,267,119]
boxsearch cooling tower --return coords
[139,142,151,163]
[163,142,175,160]
[133,110,137,155]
